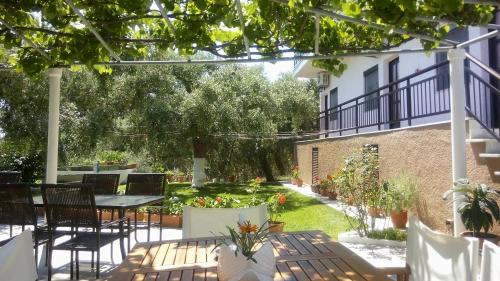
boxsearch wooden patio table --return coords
[108,231,393,281]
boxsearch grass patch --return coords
[167,182,350,239]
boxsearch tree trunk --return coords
[259,153,275,182]
[192,137,208,187]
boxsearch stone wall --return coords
[295,122,500,233]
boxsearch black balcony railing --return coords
[318,61,451,137]
[465,56,500,142]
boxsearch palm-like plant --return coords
[445,179,500,237]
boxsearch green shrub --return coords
[97,150,128,163]
[0,150,44,183]
[367,228,407,241]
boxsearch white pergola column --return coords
[448,48,467,236]
[46,68,63,184]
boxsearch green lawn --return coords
[166,182,350,239]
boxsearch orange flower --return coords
[327,174,333,181]
[255,176,263,184]
[238,220,258,234]
[215,196,222,203]
[197,197,206,207]
[277,193,287,205]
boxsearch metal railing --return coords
[318,61,451,137]
[465,57,500,142]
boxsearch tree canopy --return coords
[0,60,318,180]
[0,0,495,75]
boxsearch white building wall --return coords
[313,26,492,137]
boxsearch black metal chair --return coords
[125,173,166,241]
[82,173,120,195]
[42,183,129,280]
[0,171,22,183]
[0,183,56,267]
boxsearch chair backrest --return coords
[41,183,98,229]
[0,230,38,281]
[0,171,21,183]
[0,184,37,227]
[82,173,120,195]
[182,205,268,239]
[406,217,479,281]
[479,241,500,281]
[125,173,166,196]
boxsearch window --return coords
[329,88,338,121]
[364,65,379,111]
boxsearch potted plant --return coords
[383,174,418,229]
[267,193,287,233]
[444,179,499,245]
[327,174,338,200]
[162,199,184,228]
[291,165,299,185]
[317,179,330,197]
[165,170,175,182]
[177,172,185,183]
[216,220,275,281]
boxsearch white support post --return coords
[46,68,63,184]
[448,48,467,236]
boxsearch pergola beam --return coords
[64,0,122,62]
[463,0,500,6]
[457,29,499,48]
[153,0,176,33]
[270,0,457,46]
[235,0,251,59]
[0,18,50,60]
[415,16,500,30]
[93,46,454,66]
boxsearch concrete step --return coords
[466,138,496,143]
[479,153,500,158]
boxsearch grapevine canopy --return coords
[0,0,496,75]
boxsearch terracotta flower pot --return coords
[166,174,174,182]
[228,175,236,182]
[177,176,185,183]
[320,189,329,197]
[125,211,145,221]
[328,191,337,200]
[296,178,303,187]
[368,207,383,218]
[460,231,499,249]
[390,210,408,229]
[268,221,285,233]
[161,215,183,228]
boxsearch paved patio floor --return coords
[1,223,182,281]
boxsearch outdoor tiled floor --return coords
[282,182,406,279]
[0,223,182,281]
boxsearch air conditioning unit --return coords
[318,72,329,88]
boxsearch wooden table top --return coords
[108,231,391,281]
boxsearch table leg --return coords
[118,209,126,259]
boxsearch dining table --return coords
[32,194,165,258]
[108,230,393,281]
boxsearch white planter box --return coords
[338,231,406,247]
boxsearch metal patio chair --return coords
[42,183,130,280]
[0,183,59,267]
[125,173,166,241]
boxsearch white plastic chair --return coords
[479,240,500,281]
[182,205,268,239]
[0,230,37,281]
[406,217,479,281]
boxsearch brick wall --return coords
[295,122,500,233]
